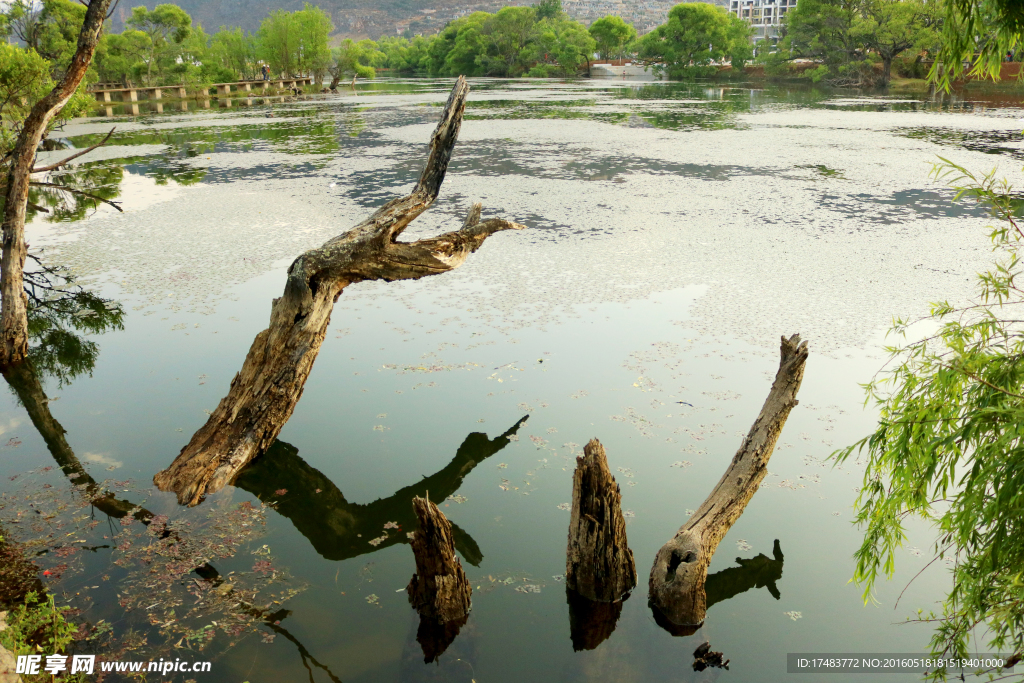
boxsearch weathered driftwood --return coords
[1,0,114,367]
[154,77,524,505]
[407,495,472,623]
[649,334,808,628]
[566,588,625,652]
[566,438,637,602]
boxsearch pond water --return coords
[3,78,1024,682]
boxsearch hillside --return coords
[110,0,529,40]
[109,0,676,40]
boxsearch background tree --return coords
[780,0,940,86]
[94,30,152,85]
[258,9,297,76]
[835,161,1024,674]
[780,0,864,84]
[589,15,637,60]
[933,0,1024,89]
[292,4,333,84]
[481,6,537,76]
[328,39,383,87]
[726,12,754,68]
[852,0,941,84]
[1,0,115,367]
[636,3,740,79]
[377,35,431,74]
[125,4,192,84]
[209,27,259,81]
[429,12,490,76]
[529,16,596,76]
[533,0,563,21]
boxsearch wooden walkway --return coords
[89,78,314,103]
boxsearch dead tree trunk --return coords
[566,438,637,602]
[649,334,808,628]
[406,495,472,662]
[407,495,472,622]
[1,0,113,368]
[154,77,524,505]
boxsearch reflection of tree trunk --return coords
[566,587,625,651]
[233,416,528,565]
[1,0,114,367]
[566,439,636,602]
[649,335,807,629]
[1,361,149,522]
[154,77,526,506]
[704,539,784,609]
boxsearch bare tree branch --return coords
[153,77,526,506]
[31,127,116,173]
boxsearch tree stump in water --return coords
[407,496,472,623]
[649,334,808,629]
[566,438,637,602]
[406,495,472,662]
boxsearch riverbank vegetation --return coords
[835,162,1024,675]
[7,0,1024,95]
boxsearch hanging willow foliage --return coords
[835,159,1024,678]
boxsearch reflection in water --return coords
[651,540,785,637]
[566,588,627,652]
[27,158,125,222]
[234,415,529,566]
[2,302,343,683]
[22,255,124,386]
[399,613,477,683]
[414,612,469,664]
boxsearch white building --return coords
[728,0,797,44]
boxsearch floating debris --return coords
[737,539,752,552]
[556,503,570,511]
[515,584,542,594]
[784,611,803,621]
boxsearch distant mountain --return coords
[109,0,526,40]
[109,0,675,40]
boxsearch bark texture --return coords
[154,77,524,505]
[1,0,113,368]
[648,334,808,628]
[566,438,637,602]
[406,495,472,624]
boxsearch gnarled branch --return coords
[649,334,808,628]
[154,77,525,506]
